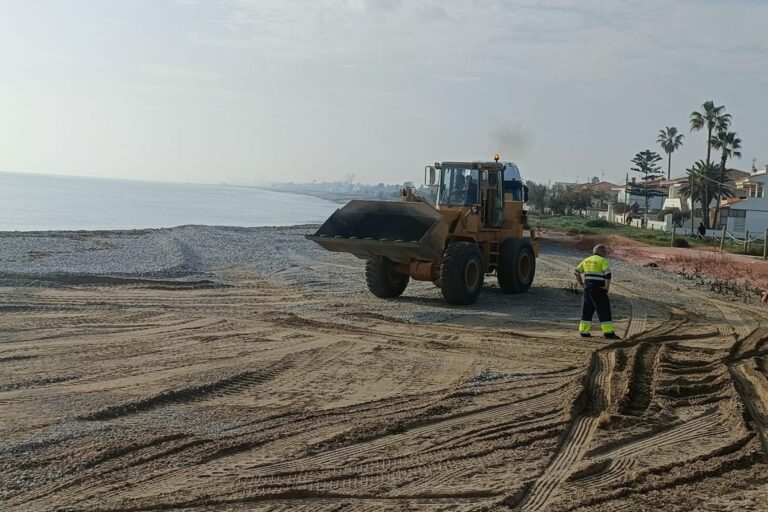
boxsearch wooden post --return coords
[745,231,750,254]
[671,225,676,247]
[763,229,768,260]
[719,226,726,252]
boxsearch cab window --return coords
[437,168,479,206]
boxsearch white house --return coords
[613,178,666,212]
[663,170,751,228]
[661,177,691,211]
[726,166,768,235]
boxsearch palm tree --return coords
[690,101,731,166]
[710,130,742,227]
[657,127,685,181]
[679,160,724,229]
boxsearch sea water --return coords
[0,172,341,231]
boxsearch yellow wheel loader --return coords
[306,157,539,305]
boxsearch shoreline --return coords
[0,223,320,236]
[2,224,765,305]
[0,172,342,232]
[251,186,353,205]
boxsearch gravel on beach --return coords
[2,224,761,311]
[0,225,326,278]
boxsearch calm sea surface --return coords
[0,172,341,231]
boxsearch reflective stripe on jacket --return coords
[575,255,612,287]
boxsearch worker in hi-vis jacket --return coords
[575,245,620,340]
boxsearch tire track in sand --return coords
[101,384,574,511]
[730,360,768,458]
[619,342,662,416]
[515,350,614,511]
[76,361,292,421]
[624,297,649,340]
[562,457,636,493]
[588,410,729,461]
[704,297,768,458]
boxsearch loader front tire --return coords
[440,242,484,305]
[497,238,535,293]
[365,256,409,298]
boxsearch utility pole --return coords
[644,175,649,227]
[689,171,695,236]
[624,173,629,219]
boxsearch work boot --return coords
[580,333,592,338]
[604,332,621,340]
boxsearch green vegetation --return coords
[584,218,612,228]
[533,215,766,256]
[686,100,736,229]
[629,150,664,216]
[657,126,685,181]
[522,99,753,250]
[536,215,676,244]
[689,100,731,167]
[710,129,742,226]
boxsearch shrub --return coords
[658,208,689,226]
[673,237,690,248]
[585,219,612,228]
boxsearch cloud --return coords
[194,0,768,82]
[4,0,767,184]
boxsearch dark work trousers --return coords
[579,285,614,334]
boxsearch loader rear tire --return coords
[497,238,535,293]
[365,256,409,298]
[440,242,484,305]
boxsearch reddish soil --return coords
[550,231,768,293]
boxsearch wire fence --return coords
[670,226,768,259]
[718,227,767,259]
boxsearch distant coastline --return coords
[262,184,401,204]
[0,172,341,231]
[251,186,358,205]
[260,181,435,205]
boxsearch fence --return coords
[670,226,768,259]
[718,227,767,259]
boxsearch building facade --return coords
[613,178,667,212]
[727,166,768,235]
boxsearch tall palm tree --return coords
[689,101,731,166]
[657,126,685,180]
[680,160,724,229]
[710,130,742,226]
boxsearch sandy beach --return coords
[1,226,768,511]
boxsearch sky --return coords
[1,0,767,186]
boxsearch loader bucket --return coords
[306,200,448,264]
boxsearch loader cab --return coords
[436,167,480,207]
[432,162,513,229]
